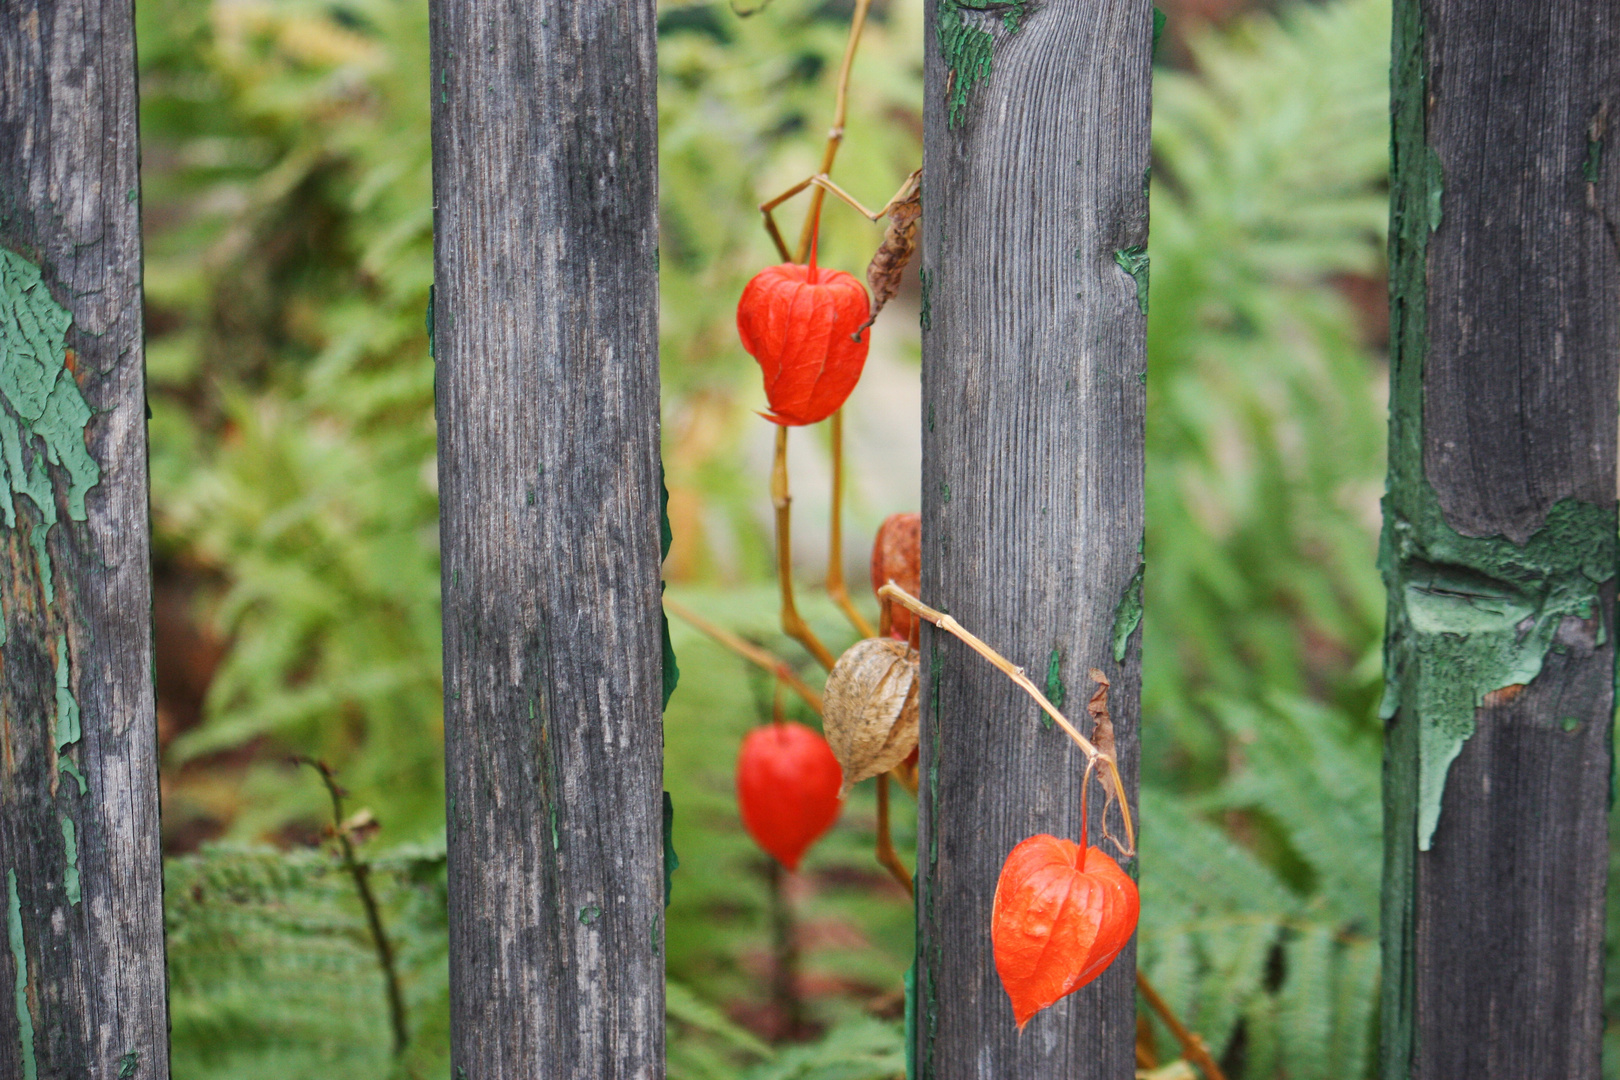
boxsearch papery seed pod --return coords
[736,722,844,871]
[822,638,920,795]
[991,835,1140,1029]
[870,512,921,640]
[736,251,871,426]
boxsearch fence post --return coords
[430,2,664,1077]
[916,1,1151,1075]
[0,0,170,1077]
[1381,4,1618,1076]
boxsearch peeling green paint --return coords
[939,481,950,505]
[7,870,35,1080]
[1584,138,1604,183]
[918,268,933,331]
[1425,148,1444,232]
[0,249,102,601]
[1111,563,1145,662]
[60,817,79,907]
[58,758,86,797]
[425,284,435,359]
[937,2,1026,128]
[1113,247,1150,314]
[1381,498,1612,849]
[578,904,602,926]
[662,791,679,909]
[1040,647,1064,730]
[55,635,81,752]
[1152,8,1166,62]
[117,1051,139,1078]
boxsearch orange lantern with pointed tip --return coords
[736,722,844,871]
[991,834,1140,1029]
[736,236,871,426]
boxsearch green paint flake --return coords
[425,284,435,359]
[117,1050,139,1077]
[54,635,81,752]
[918,268,933,331]
[662,791,679,908]
[1114,247,1150,314]
[1040,647,1065,730]
[1426,148,1444,232]
[937,1,1026,128]
[0,249,102,599]
[1111,563,1145,662]
[7,870,36,1080]
[1584,139,1604,183]
[1381,498,1613,849]
[1561,716,1582,733]
[60,817,79,906]
[578,904,602,926]
[1152,8,1166,62]
[58,758,87,796]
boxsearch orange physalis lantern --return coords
[736,722,844,871]
[869,511,921,641]
[736,235,871,426]
[991,834,1140,1029]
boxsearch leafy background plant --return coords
[131,0,1620,1076]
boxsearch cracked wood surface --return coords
[0,0,169,1076]
[917,1,1151,1076]
[430,1,665,1077]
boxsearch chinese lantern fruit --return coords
[991,835,1140,1029]
[822,638,919,794]
[737,722,844,871]
[736,259,871,426]
[870,512,921,640]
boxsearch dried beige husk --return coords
[823,638,920,795]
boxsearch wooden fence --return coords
[0,0,1613,1078]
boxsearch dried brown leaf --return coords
[823,638,920,795]
[1087,669,1116,762]
[857,170,922,339]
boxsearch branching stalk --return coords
[773,426,837,670]
[1137,970,1229,1080]
[296,758,408,1057]
[826,409,876,638]
[664,596,825,713]
[877,583,1136,856]
[874,772,914,896]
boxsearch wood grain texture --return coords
[1382,1,1619,1076]
[0,0,170,1077]
[917,2,1150,1076]
[430,1,664,1077]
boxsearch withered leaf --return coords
[1086,669,1116,761]
[823,638,920,795]
[857,170,922,339]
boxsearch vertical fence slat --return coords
[0,0,169,1076]
[916,2,1151,1076]
[1382,2,1618,1076]
[430,2,664,1077]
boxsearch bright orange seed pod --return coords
[991,834,1140,1030]
[736,722,844,871]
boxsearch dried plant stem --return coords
[1136,970,1228,1080]
[774,427,837,670]
[663,596,825,713]
[295,758,408,1057]
[792,0,873,263]
[826,409,876,638]
[876,583,1136,855]
[874,772,914,896]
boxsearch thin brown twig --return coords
[773,426,838,670]
[294,758,408,1057]
[826,409,876,638]
[876,583,1136,856]
[1136,970,1229,1080]
[874,772,913,896]
[663,596,824,714]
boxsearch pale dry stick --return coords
[663,595,824,714]
[1135,970,1229,1080]
[877,583,1136,856]
[874,772,914,896]
[759,172,921,266]
[792,0,874,264]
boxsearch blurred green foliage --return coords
[132,0,1613,1078]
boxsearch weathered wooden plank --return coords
[1381,2,1618,1076]
[429,1,664,1077]
[916,2,1151,1076]
[0,0,169,1076]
